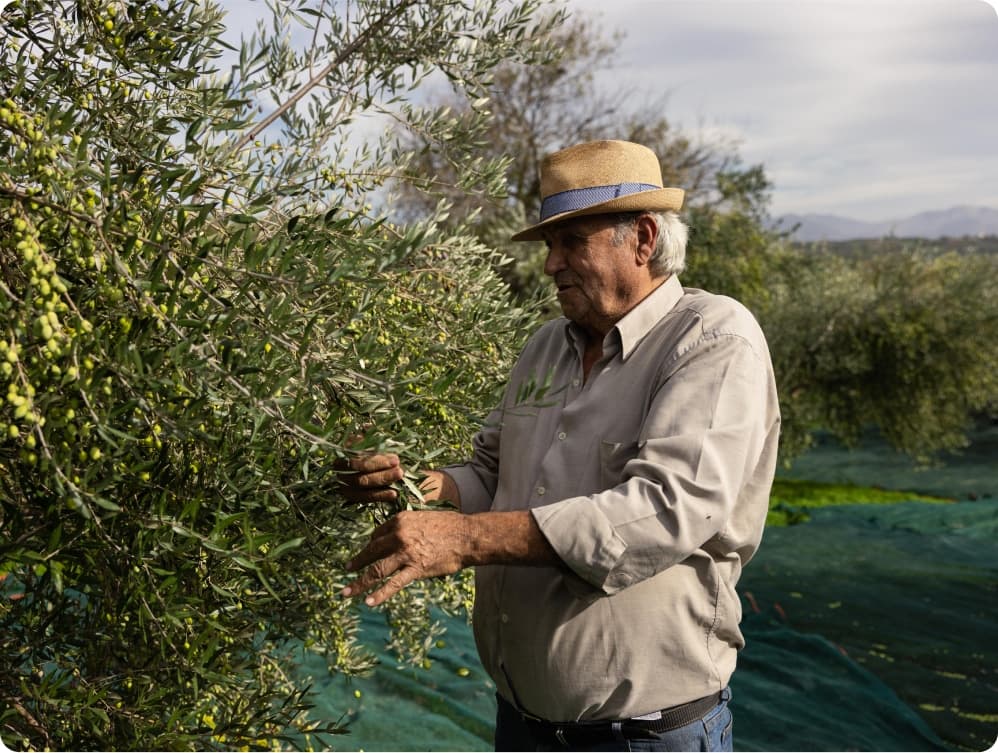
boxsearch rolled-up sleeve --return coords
[531,332,777,594]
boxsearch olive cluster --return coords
[1,99,95,480]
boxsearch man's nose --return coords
[543,244,565,277]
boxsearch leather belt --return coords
[504,691,724,748]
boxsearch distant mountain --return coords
[777,205,998,242]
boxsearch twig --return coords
[230,0,421,154]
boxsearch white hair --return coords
[611,210,688,277]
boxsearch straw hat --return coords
[510,140,685,242]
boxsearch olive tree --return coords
[0,0,556,749]
[762,244,998,462]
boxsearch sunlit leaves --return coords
[1,0,550,749]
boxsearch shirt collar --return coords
[613,275,684,359]
[564,275,684,360]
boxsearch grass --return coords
[766,478,952,527]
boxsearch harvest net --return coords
[297,497,996,751]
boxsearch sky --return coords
[570,0,998,221]
[216,0,998,223]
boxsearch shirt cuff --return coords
[439,464,494,515]
[531,496,628,593]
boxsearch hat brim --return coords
[510,187,685,242]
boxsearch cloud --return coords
[573,0,998,219]
[211,0,998,221]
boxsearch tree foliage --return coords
[0,0,553,749]
[763,244,998,462]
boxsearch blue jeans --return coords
[495,688,734,752]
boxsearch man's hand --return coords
[342,509,560,606]
[336,453,405,504]
[342,510,471,606]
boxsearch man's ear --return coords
[634,214,658,267]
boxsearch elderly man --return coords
[340,140,780,752]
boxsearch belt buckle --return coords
[554,727,567,746]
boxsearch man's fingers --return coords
[345,527,394,573]
[343,486,399,504]
[343,565,418,607]
[334,452,404,502]
[352,465,404,489]
[348,453,400,474]
[341,511,469,605]
[342,553,407,602]
[365,566,418,607]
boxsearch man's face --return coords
[541,214,647,337]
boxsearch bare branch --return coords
[231,0,421,153]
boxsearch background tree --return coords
[0,0,557,749]
[762,243,998,461]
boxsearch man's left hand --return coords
[342,510,471,606]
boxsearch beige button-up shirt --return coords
[444,275,780,722]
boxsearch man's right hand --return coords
[336,453,405,504]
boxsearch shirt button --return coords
[572,378,581,387]
[501,613,510,624]
[557,431,567,441]
[536,486,546,496]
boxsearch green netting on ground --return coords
[731,614,946,752]
[293,428,998,752]
[739,500,998,752]
[296,608,496,752]
[296,598,951,752]
[781,424,998,501]
[296,505,995,752]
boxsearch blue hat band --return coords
[539,182,661,222]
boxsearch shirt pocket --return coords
[599,439,640,489]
